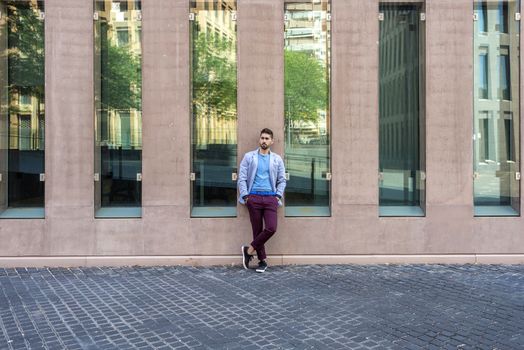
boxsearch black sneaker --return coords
[241,245,253,270]
[256,260,268,273]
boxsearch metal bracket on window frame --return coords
[516,172,521,181]
[326,172,332,181]
[189,12,195,21]
[135,11,142,21]
[420,171,426,181]
[285,173,290,181]
[378,13,384,21]
[94,173,100,182]
[473,172,480,180]
[190,172,196,181]
[94,12,99,20]
[473,13,479,21]
[284,13,289,21]
[0,173,2,182]
[39,11,45,21]
[232,173,238,181]
[420,13,426,21]
[378,172,384,181]
[39,173,45,182]
[136,173,142,182]
[326,13,331,22]
[516,12,521,21]
[231,11,237,21]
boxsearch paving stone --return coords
[0,265,523,349]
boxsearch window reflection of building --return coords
[378,4,423,210]
[7,1,45,153]
[95,0,142,211]
[96,0,142,152]
[190,0,237,214]
[3,0,45,211]
[192,0,236,149]
[284,1,330,215]
[473,1,520,211]
[9,91,44,151]
[284,2,329,147]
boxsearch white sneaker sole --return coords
[241,246,248,270]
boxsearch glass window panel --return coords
[94,0,142,218]
[0,0,45,218]
[497,1,509,33]
[117,29,129,47]
[499,48,511,100]
[190,0,237,217]
[478,2,488,32]
[478,113,491,162]
[504,113,515,161]
[283,0,331,217]
[117,0,128,12]
[474,0,520,216]
[479,50,489,98]
[379,2,425,217]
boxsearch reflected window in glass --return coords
[479,50,489,98]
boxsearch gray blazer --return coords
[238,149,286,205]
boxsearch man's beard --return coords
[260,143,268,149]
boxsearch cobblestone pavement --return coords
[0,264,523,350]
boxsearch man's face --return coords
[259,133,273,150]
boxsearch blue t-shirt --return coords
[251,153,272,192]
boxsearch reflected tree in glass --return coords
[190,0,237,217]
[284,0,331,217]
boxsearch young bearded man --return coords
[238,128,286,273]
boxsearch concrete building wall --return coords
[0,0,523,267]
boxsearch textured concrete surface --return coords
[0,0,523,263]
[0,264,523,349]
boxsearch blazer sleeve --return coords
[275,156,287,197]
[238,153,250,200]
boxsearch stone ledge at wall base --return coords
[0,254,524,268]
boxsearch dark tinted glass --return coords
[379,3,425,216]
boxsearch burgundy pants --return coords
[246,195,278,261]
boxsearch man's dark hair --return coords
[260,128,273,139]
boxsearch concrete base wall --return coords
[0,0,522,266]
[1,254,524,268]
